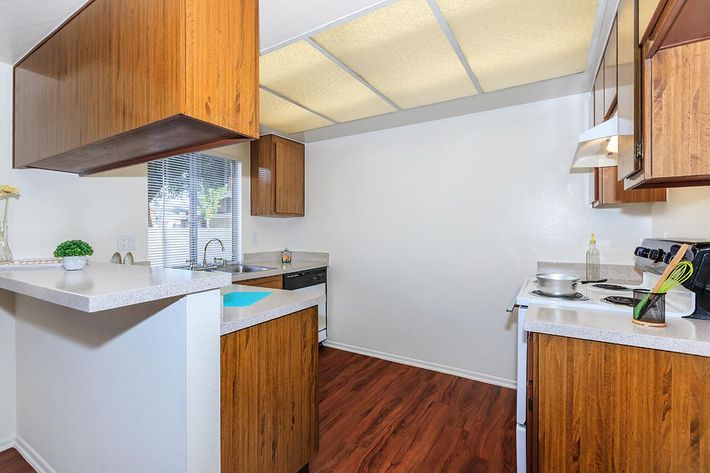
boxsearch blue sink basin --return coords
[223,291,271,307]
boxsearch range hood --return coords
[571,116,619,169]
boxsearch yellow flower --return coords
[0,185,20,200]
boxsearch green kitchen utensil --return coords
[633,261,694,320]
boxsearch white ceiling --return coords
[0,0,616,143]
[0,0,88,64]
[0,0,389,65]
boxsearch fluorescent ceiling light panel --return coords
[259,89,334,134]
[312,0,477,109]
[260,41,397,122]
[436,0,597,92]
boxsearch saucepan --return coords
[535,273,580,297]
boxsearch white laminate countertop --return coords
[525,305,710,358]
[221,284,324,336]
[228,259,327,282]
[0,262,231,312]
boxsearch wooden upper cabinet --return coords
[616,0,640,180]
[624,0,710,188]
[603,19,618,117]
[13,0,258,175]
[591,15,666,207]
[251,135,305,217]
[643,0,710,57]
[593,68,604,125]
[638,0,663,43]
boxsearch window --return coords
[148,153,241,267]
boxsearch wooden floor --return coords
[312,347,517,473]
[0,448,34,473]
[0,348,516,473]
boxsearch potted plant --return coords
[54,240,94,271]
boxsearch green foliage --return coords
[53,240,94,257]
[199,184,229,223]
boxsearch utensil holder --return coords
[632,289,666,327]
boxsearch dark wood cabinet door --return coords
[221,308,319,473]
[532,334,710,473]
[251,134,305,217]
[236,275,284,289]
[604,18,618,117]
[274,138,306,216]
[593,67,605,126]
[617,0,641,179]
[649,40,710,181]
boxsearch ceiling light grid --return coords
[258,0,598,135]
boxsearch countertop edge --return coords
[0,269,232,313]
[220,294,325,336]
[525,308,710,358]
[86,274,232,312]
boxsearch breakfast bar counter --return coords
[0,262,231,312]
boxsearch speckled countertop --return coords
[229,260,328,282]
[0,262,231,312]
[525,305,710,357]
[221,284,324,335]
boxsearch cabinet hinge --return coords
[635,140,644,161]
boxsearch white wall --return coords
[652,187,710,240]
[0,290,16,449]
[15,291,220,473]
[253,94,653,384]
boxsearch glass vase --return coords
[0,201,12,263]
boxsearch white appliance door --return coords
[517,306,527,425]
[517,424,527,473]
[294,283,326,334]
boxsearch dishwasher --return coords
[283,267,327,343]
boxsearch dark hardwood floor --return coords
[0,348,516,473]
[312,347,517,473]
[0,448,34,473]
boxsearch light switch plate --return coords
[117,234,136,251]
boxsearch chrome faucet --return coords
[202,238,225,268]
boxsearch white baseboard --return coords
[322,340,517,390]
[15,436,57,473]
[0,435,14,453]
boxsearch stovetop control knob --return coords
[635,246,650,258]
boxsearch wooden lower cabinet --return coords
[236,274,284,289]
[529,333,710,473]
[221,307,319,473]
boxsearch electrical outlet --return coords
[251,231,258,246]
[117,234,136,251]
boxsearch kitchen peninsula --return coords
[0,262,323,473]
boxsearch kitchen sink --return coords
[177,263,274,273]
[211,263,274,274]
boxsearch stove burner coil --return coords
[602,296,636,307]
[531,290,589,301]
[593,284,631,291]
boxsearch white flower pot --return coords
[63,256,87,271]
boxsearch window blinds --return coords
[148,153,241,268]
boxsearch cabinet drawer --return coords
[236,275,284,289]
